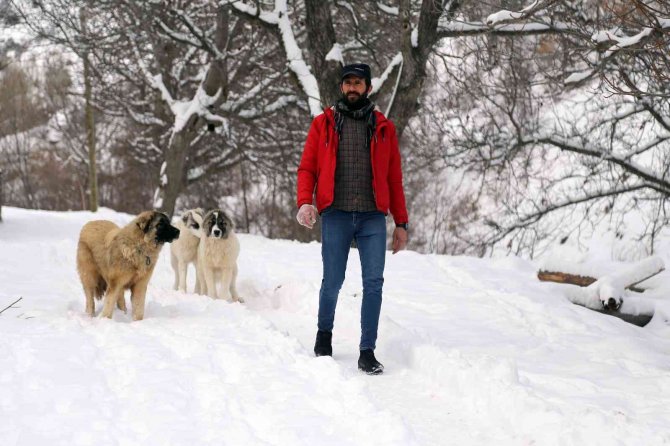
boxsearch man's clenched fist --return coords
[296,204,318,229]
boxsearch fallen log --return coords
[585,257,664,310]
[571,304,654,327]
[541,256,665,326]
[537,271,645,293]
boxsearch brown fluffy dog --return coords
[76,211,180,320]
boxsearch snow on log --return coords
[562,256,665,311]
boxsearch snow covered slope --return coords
[1,207,670,445]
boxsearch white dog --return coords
[197,209,242,302]
[170,208,204,293]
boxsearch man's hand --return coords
[296,204,318,229]
[392,227,408,254]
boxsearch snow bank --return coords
[2,207,670,445]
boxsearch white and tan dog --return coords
[170,208,204,293]
[197,209,242,302]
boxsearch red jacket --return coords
[297,107,408,224]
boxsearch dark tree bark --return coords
[80,6,98,212]
[304,0,341,109]
[0,169,3,222]
[387,0,445,136]
[156,5,230,217]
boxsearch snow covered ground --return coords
[2,206,670,446]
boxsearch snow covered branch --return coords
[377,2,398,16]
[228,0,322,116]
[370,53,402,95]
[565,21,670,89]
[437,20,574,38]
[568,1,670,98]
[219,71,284,114]
[437,0,578,39]
[237,95,300,119]
[155,18,202,49]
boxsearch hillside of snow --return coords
[1,207,670,445]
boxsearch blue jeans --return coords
[318,208,386,351]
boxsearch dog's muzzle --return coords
[159,226,180,243]
[212,227,228,238]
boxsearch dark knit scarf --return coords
[334,98,377,145]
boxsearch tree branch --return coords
[0,297,22,315]
[520,136,670,195]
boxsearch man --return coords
[296,63,408,375]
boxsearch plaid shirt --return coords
[331,115,377,212]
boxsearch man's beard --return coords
[342,91,369,110]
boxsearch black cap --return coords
[341,63,371,83]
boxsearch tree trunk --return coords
[155,6,230,217]
[13,133,35,208]
[155,131,189,216]
[389,0,443,137]
[81,6,98,212]
[0,169,3,222]
[305,0,341,108]
[241,161,250,232]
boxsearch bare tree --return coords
[13,0,302,216]
[0,64,48,209]
[565,0,670,99]
[80,4,98,211]
[7,0,669,255]
[405,0,670,255]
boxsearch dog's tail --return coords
[94,277,107,300]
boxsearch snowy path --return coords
[2,207,670,445]
[243,242,670,445]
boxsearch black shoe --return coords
[314,330,332,357]
[358,349,384,375]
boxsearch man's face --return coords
[341,75,371,105]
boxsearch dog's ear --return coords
[192,211,203,225]
[135,212,153,233]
